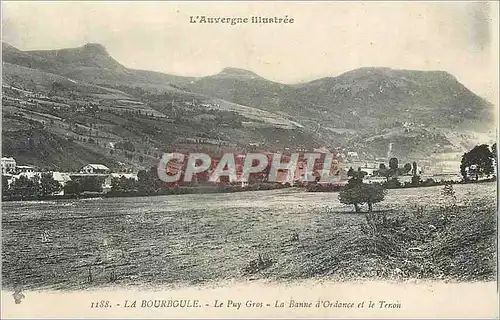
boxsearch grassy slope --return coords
[1,122,121,171]
[3,55,322,171]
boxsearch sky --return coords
[2,1,499,105]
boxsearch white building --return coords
[363,176,387,184]
[52,172,72,194]
[313,146,330,154]
[79,164,111,174]
[16,165,36,173]
[347,151,360,160]
[1,157,16,174]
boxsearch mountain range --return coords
[2,42,496,171]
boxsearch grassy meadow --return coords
[1,182,496,290]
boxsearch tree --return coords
[389,157,399,172]
[111,176,138,192]
[10,176,30,196]
[64,180,82,195]
[10,175,39,198]
[376,168,391,181]
[30,175,40,196]
[356,167,368,180]
[40,173,62,196]
[460,144,494,181]
[363,183,387,212]
[411,175,421,186]
[80,176,104,192]
[2,175,10,195]
[346,167,367,181]
[379,163,386,170]
[403,163,412,175]
[339,180,364,213]
[347,167,355,177]
[412,161,418,176]
[339,178,386,212]
[137,166,163,192]
[137,169,151,192]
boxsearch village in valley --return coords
[1,158,132,196]
[2,140,491,200]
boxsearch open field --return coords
[1,182,496,290]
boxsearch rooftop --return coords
[83,164,110,170]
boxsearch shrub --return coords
[339,179,387,212]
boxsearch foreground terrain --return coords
[1,182,496,290]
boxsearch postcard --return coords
[1,1,499,319]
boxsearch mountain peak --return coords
[219,67,260,77]
[341,67,456,79]
[81,43,108,54]
[23,42,123,70]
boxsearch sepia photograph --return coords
[1,1,499,318]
